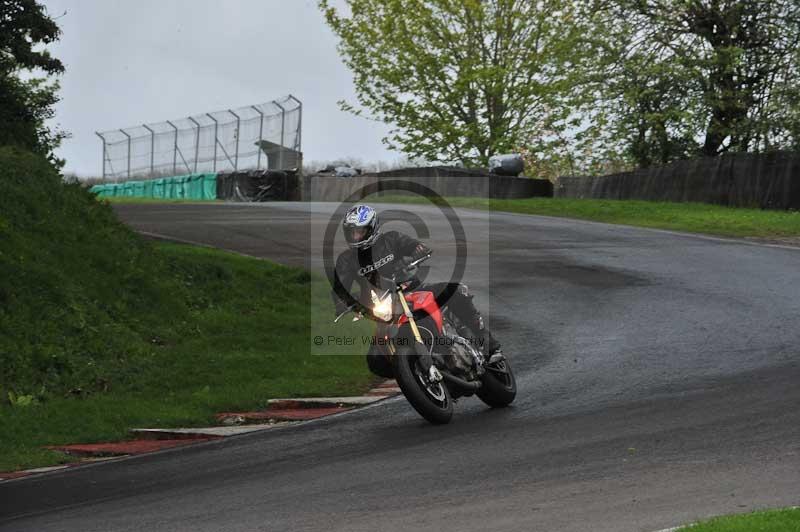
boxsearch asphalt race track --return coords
[2,202,798,532]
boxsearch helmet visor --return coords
[344,225,374,246]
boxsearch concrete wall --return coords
[555,151,800,210]
[255,141,302,171]
[301,174,552,202]
[217,170,300,201]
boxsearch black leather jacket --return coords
[331,230,430,313]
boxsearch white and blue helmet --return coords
[343,204,380,249]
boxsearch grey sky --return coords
[40,0,395,176]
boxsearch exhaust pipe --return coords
[441,371,481,391]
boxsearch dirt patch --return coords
[746,236,800,248]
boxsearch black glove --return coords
[412,243,431,260]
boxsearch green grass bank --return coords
[103,190,800,239]
[0,148,372,471]
[677,507,800,531]
[375,196,800,239]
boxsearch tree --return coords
[320,0,581,166]
[580,0,800,168]
[0,0,65,164]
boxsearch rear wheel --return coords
[477,357,517,408]
[393,346,453,424]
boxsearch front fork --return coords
[395,287,443,383]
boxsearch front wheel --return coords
[477,357,517,408]
[393,346,453,424]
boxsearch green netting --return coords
[165,178,175,199]
[173,176,184,199]
[202,174,216,198]
[90,173,218,200]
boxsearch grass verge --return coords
[106,192,800,238]
[678,507,800,531]
[0,241,373,472]
[100,196,221,204]
[374,196,800,238]
[0,149,374,472]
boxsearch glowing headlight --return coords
[371,290,393,321]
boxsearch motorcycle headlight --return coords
[371,290,393,322]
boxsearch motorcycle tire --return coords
[477,357,517,408]
[393,346,453,425]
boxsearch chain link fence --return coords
[96,95,301,180]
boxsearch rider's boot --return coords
[466,315,503,364]
[443,282,503,364]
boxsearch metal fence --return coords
[95,95,302,180]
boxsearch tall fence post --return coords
[251,105,264,170]
[142,124,155,176]
[288,94,302,152]
[273,100,286,170]
[206,113,218,173]
[95,132,107,179]
[228,109,240,171]
[166,120,178,175]
[120,129,132,179]
[98,97,301,180]
[188,117,200,173]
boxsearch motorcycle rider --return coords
[331,204,502,378]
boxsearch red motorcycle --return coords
[335,254,516,424]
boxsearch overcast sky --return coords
[40,0,395,176]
